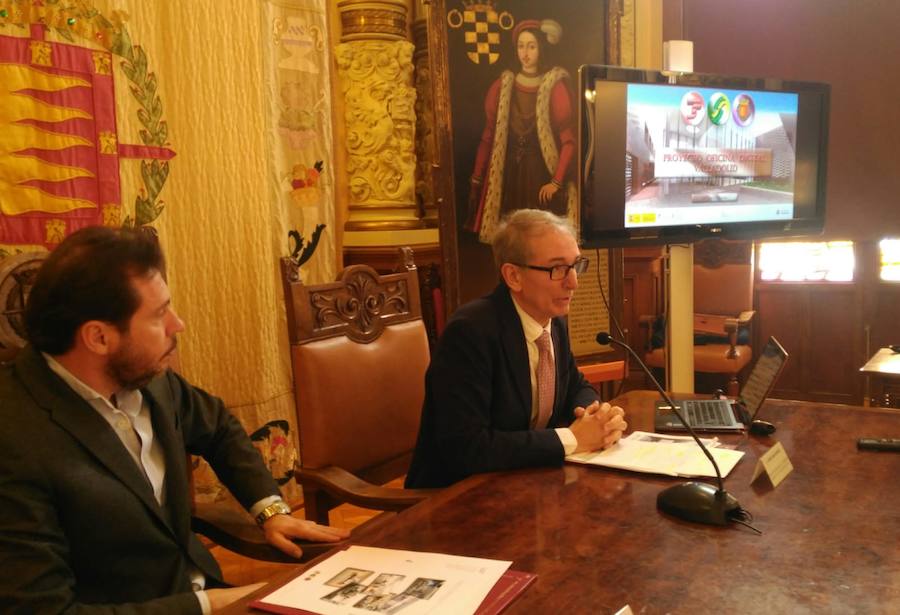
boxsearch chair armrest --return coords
[191,502,339,563]
[721,311,754,358]
[737,310,756,324]
[297,465,439,512]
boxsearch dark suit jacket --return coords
[0,346,281,614]
[406,284,598,488]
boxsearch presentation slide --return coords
[624,84,799,229]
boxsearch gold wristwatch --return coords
[255,500,292,526]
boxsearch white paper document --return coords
[255,545,511,615]
[566,431,745,478]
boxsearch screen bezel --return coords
[578,65,830,248]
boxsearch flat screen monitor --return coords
[578,65,830,247]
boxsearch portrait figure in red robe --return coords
[465,18,577,244]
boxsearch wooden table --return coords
[224,392,900,614]
[860,347,900,407]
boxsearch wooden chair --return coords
[0,252,46,364]
[642,240,755,395]
[281,248,437,525]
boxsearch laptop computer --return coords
[655,336,789,432]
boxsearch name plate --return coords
[750,441,793,487]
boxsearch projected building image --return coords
[624,84,799,228]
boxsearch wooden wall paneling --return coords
[856,240,900,406]
[622,274,636,347]
[863,238,900,353]
[756,285,806,399]
[756,281,863,404]
[622,247,664,361]
[871,287,900,351]
[805,285,860,403]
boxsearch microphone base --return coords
[657,481,741,526]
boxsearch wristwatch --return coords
[254,500,292,526]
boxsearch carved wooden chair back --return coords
[693,239,754,317]
[0,252,47,364]
[691,239,755,394]
[280,249,432,523]
[643,239,756,395]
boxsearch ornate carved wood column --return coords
[335,0,443,344]
[336,0,438,250]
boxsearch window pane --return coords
[880,239,900,281]
[758,241,854,282]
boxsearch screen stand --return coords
[665,244,694,393]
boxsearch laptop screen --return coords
[739,337,789,418]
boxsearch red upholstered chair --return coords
[280,248,437,525]
[643,240,755,396]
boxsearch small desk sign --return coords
[751,441,794,487]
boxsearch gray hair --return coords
[491,209,577,271]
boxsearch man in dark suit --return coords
[406,209,627,488]
[0,227,349,614]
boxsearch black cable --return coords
[593,248,629,398]
[729,508,762,534]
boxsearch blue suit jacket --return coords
[406,284,598,488]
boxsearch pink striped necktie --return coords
[535,330,555,429]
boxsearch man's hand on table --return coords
[263,514,350,559]
[570,401,627,454]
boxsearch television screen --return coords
[579,66,830,247]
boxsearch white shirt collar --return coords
[42,352,142,416]
[511,297,552,343]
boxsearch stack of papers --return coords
[250,546,518,615]
[566,431,745,478]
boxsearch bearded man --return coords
[0,226,348,614]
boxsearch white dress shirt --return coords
[510,300,578,455]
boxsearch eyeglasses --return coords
[513,256,589,280]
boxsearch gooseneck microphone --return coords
[597,332,743,526]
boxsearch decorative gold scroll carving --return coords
[334,40,418,209]
[280,256,419,345]
[310,268,409,343]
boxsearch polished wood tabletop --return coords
[224,392,900,614]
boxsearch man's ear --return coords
[500,263,523,291]
[79,321,117,356]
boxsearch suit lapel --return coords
[492,285,532,422]
[15,347,175,536]
[551,318,567,417]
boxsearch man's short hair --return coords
[491,208,577,270]
[24,226,165,355]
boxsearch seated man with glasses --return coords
[406,209,627,488]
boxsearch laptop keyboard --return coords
[685,400,729,426]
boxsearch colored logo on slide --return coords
[680,91,706,126]
[707,92,730,125]
[732,93,755,127]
